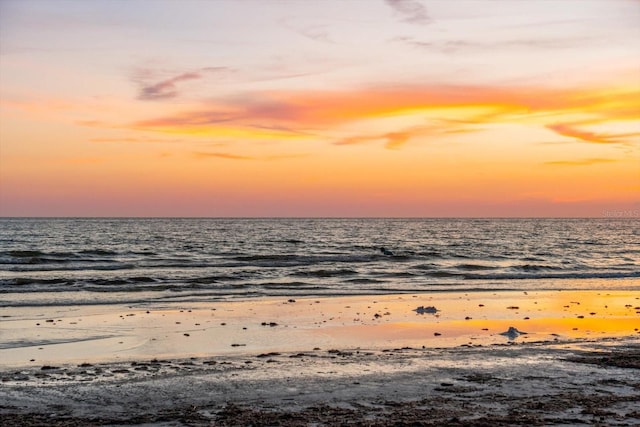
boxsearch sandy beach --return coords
[1,290,639,425]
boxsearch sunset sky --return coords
[0,0,638,217]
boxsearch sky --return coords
[0,0,638,217]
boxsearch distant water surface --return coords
[0,218,638,307]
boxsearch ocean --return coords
[1,218,638,307]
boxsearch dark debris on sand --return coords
[4,391,640,427]
[0,406,210,427]
[566,349,640,369]
[211,401,549,427]
[2,345,640,426]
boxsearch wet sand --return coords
[1,290,639,425]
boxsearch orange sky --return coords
[0,0,638,216]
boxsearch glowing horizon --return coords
[0,0,638,217]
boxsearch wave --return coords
[231,254,301,262]
[423,271,465,278]
[3,267,637,295]
[511,264,562,272]
[279,239,305,244]
[463,271,640,280]
[0,248,158,266]
[0,276,157,291]
[78,249,119,256]
[3,264,137,272]
[345,278,387,284]
[1,278,70,287]
[252,282,328,290]
[290,269,358,278]
[7,250,46,258]
[453,263,499,271]
[1,276,639,308]
[381,271,419,278]
[227,254,379,267]
[186,275,245,284]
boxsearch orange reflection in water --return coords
[314,291,640,348]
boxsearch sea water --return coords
[0,218,638,307]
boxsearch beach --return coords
[2,0,639,421]
[2,290,639,425]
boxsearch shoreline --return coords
[2,289,639,425]
[1,290,638,368]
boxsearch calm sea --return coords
[0,218,638,307]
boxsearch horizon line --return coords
[1,216,637,220]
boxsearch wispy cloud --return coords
[334,120,483,149]
[193,151,254,160]
[138,72,202,100]
[90,136,184,143]
[76,119,114,128]
[62,157,105,164]
[544,158,617,166]
[546,123,640,144]
[135,110,240,127]
[393,35,597,53]
[335,125,435,149]
[193,151,306,161]
[296,25,334,43]
[392,37,470,53]
[335,131,411,149]
[384,0,430,25]
[280,18,335,44]
[135,67,232,101]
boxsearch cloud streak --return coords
[546,123,640,144]
[193,151,306,161]
[139,72,202,100]
[334,125,450,149]
[544,158,617,166]
[393,35,597,54]
[194,151,254,160]
[384,0,430,25]
[334,131,412,149]
[136,67,232,101]
[90,136,184,143]
[280,18,335,44]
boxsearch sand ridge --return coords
[1,339,639,426]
